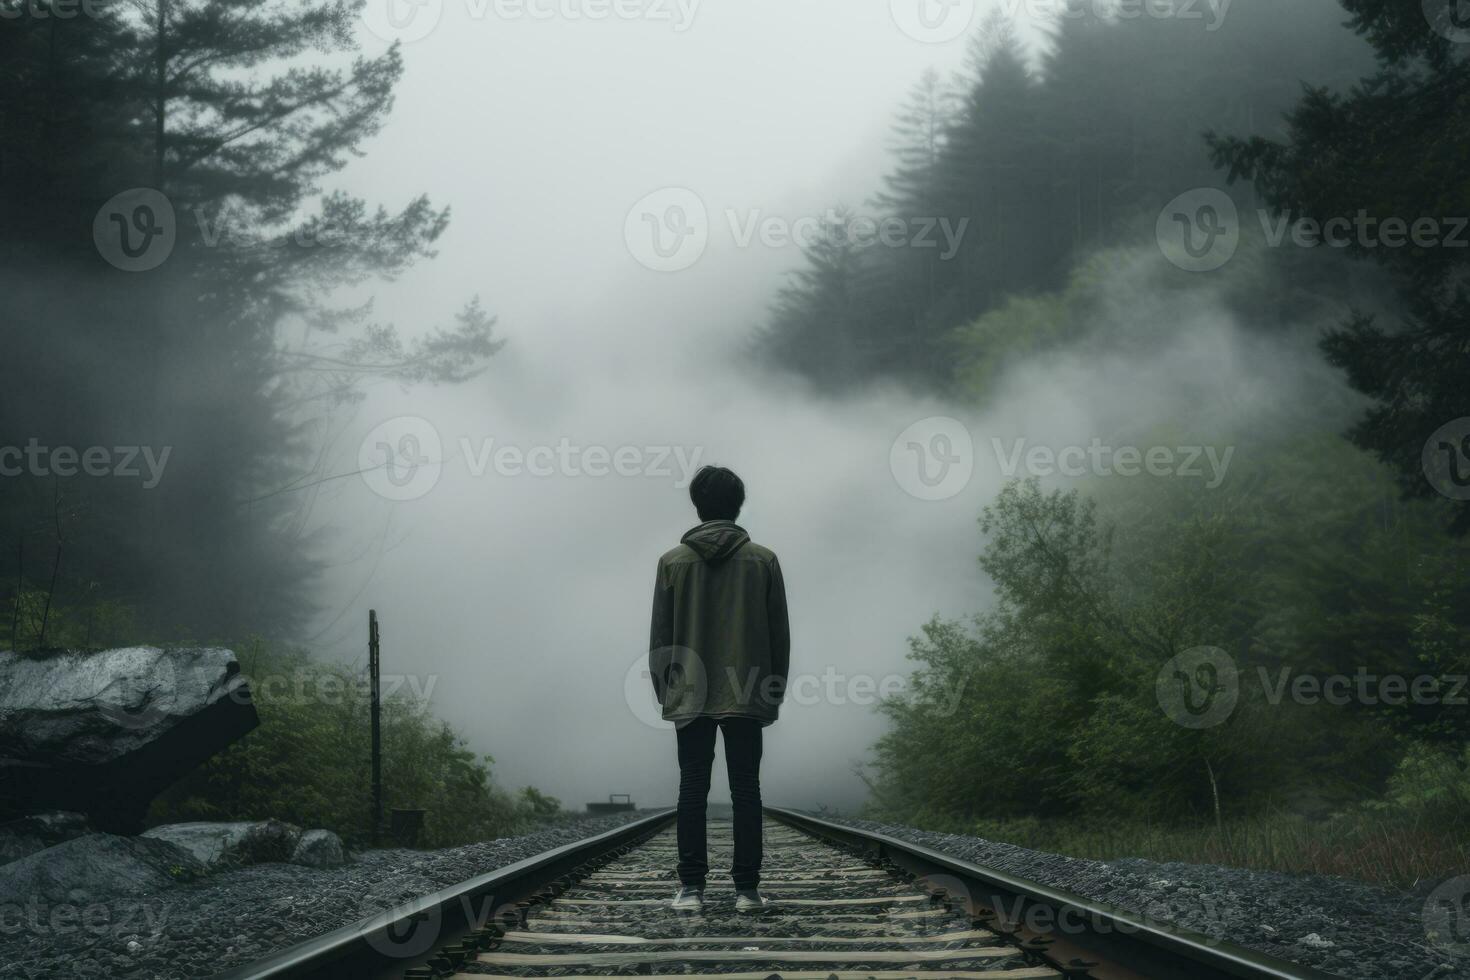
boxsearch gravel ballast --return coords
[808,812,1469,980]
[5,807,1463,979]
[0,812,652,980]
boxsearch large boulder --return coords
[0,833,204,904]
[143,819,301,869]
[0,647,258,833]
[0,811,92,866]
[291,828,346,868]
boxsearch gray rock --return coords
[0,833,203,904]
[290,829,346,868]
[0,647,259,833]
[0,810,91,865]
[0,812,647,980]
[143,820,302,869]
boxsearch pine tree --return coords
[0,1,502,641]
[930,15,1047,325]
[758,210,875,390]
[1209,0,1470,533]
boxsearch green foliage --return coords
[870,455,1470,853]
[948,290,1075,398]
[1209,0,1470,533]
[518,787,565,823]
[4,590,146,653]
[1375,742,1470,815]
[150,642,562,848]
[0,0,503,642]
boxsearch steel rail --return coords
[209,808,676,980]
[765,806,1341,980]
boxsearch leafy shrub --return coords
[149,641,561,848]
[868,467,1470,885]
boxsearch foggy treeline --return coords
[756,2,1360,387]
[0,1,500,646]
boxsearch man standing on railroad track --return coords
[648,464,790,914]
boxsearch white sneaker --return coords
[735,889,769,912]
[671,886,704,911]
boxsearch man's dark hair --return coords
[689,466,745,522]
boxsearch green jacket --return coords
[649,521,790,726]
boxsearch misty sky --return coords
[293,0,1302,813]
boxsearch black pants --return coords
[675,716,763,890]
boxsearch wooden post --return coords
[369,609,382,846]
[10,541,21,651]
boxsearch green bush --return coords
[867,466,1470,885]
[149,641,562,848]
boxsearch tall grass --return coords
[880,745,1470,889]
[929,810,1468,889]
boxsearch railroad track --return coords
[214,807,1343,980]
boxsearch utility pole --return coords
[369,609,382,846]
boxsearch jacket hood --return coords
[681,521,750,564]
